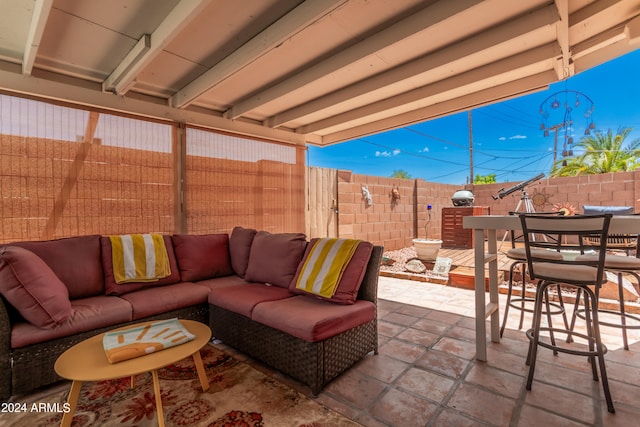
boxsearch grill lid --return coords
[451,190,475,206]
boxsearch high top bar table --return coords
[463,214,640,362]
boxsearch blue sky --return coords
[307,49,640,185]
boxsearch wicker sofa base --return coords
[209,304,378,395]
[6,304,208,400]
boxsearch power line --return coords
[473,152,553,176]
[359,138,469,167]
[424,166,470,181]
[404,127,530,159]
[501,101,536,118]
[403,127,468,149]
[475,147,551,153]
[475,108,539,130]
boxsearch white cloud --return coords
[509,135,527,140]
[419,146,429,152]
[375,149,400,157]
[498,137,506,141]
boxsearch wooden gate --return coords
[306,167,338,239]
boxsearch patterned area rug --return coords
[0,344,360,426]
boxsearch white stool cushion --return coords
[576,254,640,271]
[533,262,599,283]
[507,247,564,261]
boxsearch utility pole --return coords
[546,123,567,165]
[468,110,473,184]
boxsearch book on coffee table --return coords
[103,318,195,364]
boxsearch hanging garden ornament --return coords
[539,89,596,160]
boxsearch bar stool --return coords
[500,212,569,338]
[573,207,640,350]
[573,239,640,350]
[519,213,615,413]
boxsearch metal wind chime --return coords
[539,90,596,165]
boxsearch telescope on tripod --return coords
[493,172,546,250]
[492,173,545,200]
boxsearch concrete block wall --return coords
[470,171,640,216]
[186,156,305,235]
[4,128,638,248]
[0,135,176,241]
[336,171,459,251]
[1,133,306,243]
[335,170,640,251]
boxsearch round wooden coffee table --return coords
[54,319,211,427]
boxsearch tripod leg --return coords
[524,198,536,214]
[499,199,524,251]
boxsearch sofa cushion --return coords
[101,235,181,296]
[583,205,633,215]
[229,227,257,278]
[244,231,307,288]
[252,296,376,342]
[208,283,292,318]
[7,235,104,299]
[289,239,373,304]
[10,295,133,348]
[0,246,73,329]
[119,282,210,320]
[193,274,253,292]
[172,234,233,281]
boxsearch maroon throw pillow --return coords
[101,235,181,296]
[244,231,307,288]
[289,239,373,304]
[9,235,104,299]
[229,227,257,278]
[0,246,73,328]
[172,234,233,281]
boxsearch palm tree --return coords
[550,127,640,177]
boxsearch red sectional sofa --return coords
[0,227,382,400]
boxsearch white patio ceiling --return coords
[0,0,639,147]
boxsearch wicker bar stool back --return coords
[519,213,615,413]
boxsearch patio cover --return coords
[0,0,639,147]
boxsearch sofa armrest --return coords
[0,297,12,401]
[357,245,383,304]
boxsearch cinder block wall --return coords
[335,170,640,251]
[0,133,305,243]
[469,171,640,215]
[336,171,459,251]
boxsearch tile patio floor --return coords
[223,275,640,427]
